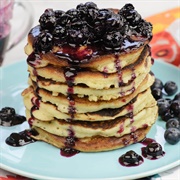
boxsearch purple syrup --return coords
[114,54,123,87]
[60,128,80,157]
[60,147,80,157]
[5,129,38,147]
[119,150,144,167]
[140,137,156,146]
[63,67,77,121]
[27,52,41,67]
[141,142,165,160]
[31,97,40,108]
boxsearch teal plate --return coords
[0,60,180,180]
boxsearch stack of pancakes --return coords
[22,3,158,152]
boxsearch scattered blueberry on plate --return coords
[151,78,180,145]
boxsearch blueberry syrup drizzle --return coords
[6,129,38,147]
[27,52,41,67]
[140,137,156,146]
[114,54,123,87]
[27,96,41,126]
[63,67,77,122]
[60,128,80,157]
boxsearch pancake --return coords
[31,126,151,152]
[22,3,156,152]
[26,105,158,138]
[25,34,147,73]
[23,88,156,121]
[27,48,151,90]
[28,74,154,114]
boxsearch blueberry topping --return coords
[166,118,180,130]
[34,31,53,53]
[39,9,56,31]
[103,31,123,49]
[32,3,153,53]
[164,81,178,96]
[53,25,66,42]
[164,128,180,145]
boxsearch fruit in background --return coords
[146,7,180,67]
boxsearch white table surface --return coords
[1,0,180,179]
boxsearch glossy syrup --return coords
[6,129,38,147]
[63,67,77,122]
[60,128,80,157]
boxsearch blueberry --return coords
[58,13,71,26]
[67,28,88,45]
[151,78,163,90]
[136,20,153,40]
[145,142,164,157]
[103,31,123,49]
[164,81,178,96]
[53,25,66,40]
[157,98,170,116]
[34,31,53,53]
[152,88,163,100]
[106,13,124,30]
[164,128,180,145]
[170,100,180,116]
[84,2,98,9]
[39,9,56,31]
[173,92,180,101]
[161,110,175,122]
[1,107,15,116]
[166,118,180,130]
[122,150,141,165]
[54,9,64,18]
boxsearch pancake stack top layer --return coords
[22,2,158,152]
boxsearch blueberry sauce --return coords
[114,54,123,87]
[60,128,80,157]
[119,150,144,167]
[141,142,165,160]
[0,107,26,127]
[140,137,156,146]
[6,129,38,147]
[60,147,80,157]
[27,52,41,67]
[63,67,77,122]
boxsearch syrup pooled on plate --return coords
[0,107,26,127]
